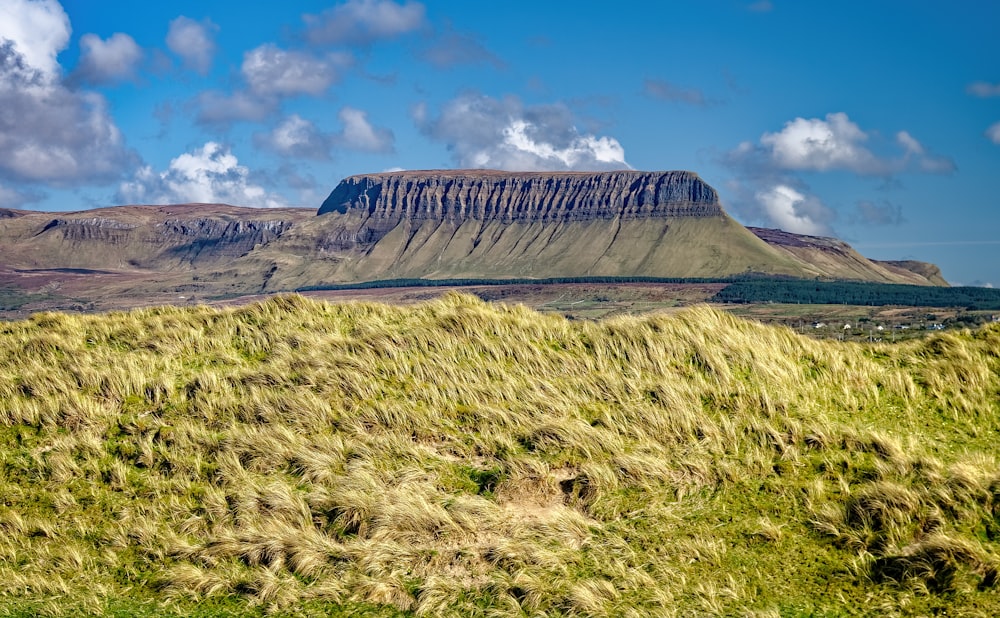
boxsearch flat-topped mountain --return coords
[0,170,949,312]
[319,170,723,221]
[258,170,787,284]
[252,170,938,288]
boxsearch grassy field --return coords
[1,293,999,616]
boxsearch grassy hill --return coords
[1,294,998,615]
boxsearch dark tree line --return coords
[295,276,1000,310]
[711,280,1000,309]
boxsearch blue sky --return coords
[1,0,998,285]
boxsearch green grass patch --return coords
[0,293,997,615]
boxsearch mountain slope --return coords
[251,210,809,290]
[748,227,947,286]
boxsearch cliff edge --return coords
[318,170,723,221]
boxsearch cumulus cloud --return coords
[337,106,394,152]
[967,81,1000,98]
[75,32,142,83]
[0,38,135,184]
[754,184,834,236]
[417,93,629,171]
[421,30,504,69]
[723,174,838,237]
[303,0,426,46]
[242,44,349,97]
[254,108,394,157]
[166,16,217,75]
[643,79,710,107]
[760,112,881,173]
[195,46,351,126]
[0,0,69,77]
[720,114,958,235]
[852,199,905,226]
[254,114,331,159]
[117,142,287,207]
[727,112,955,176]
[987,122,1000,145]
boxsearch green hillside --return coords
[256,214,936,291]
[1,294,998,615]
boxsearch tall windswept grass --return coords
[0,292,998,615]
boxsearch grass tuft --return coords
[0,293,997,615]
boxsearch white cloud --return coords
[196,46,351,125]
[754,184,834,236]
[987,122,1000,145]
[254,114,330,159]
[967,81,1000,98]
[895,130,923,155]
[76,32,142,83]
[760,112,881,173]
[722,113,955,236]
[729,112,954,177]
[303,0,426,45]
[254,108,395,157]
[242,44,348,97]
[0,0,69,78]
[117,142,287,208]
[166,16,217,75]
[0,35,135,184]
[418,93,629,171]
[896,130,954,172]
[337,106,394,153]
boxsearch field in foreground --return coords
[1,294,999,616]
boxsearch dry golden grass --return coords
[0,292,998,615]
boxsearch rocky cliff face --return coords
[318,170,723,221]
[31,215,296,265]
[0,206,310,271]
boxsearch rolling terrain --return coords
[0,294,998,615]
